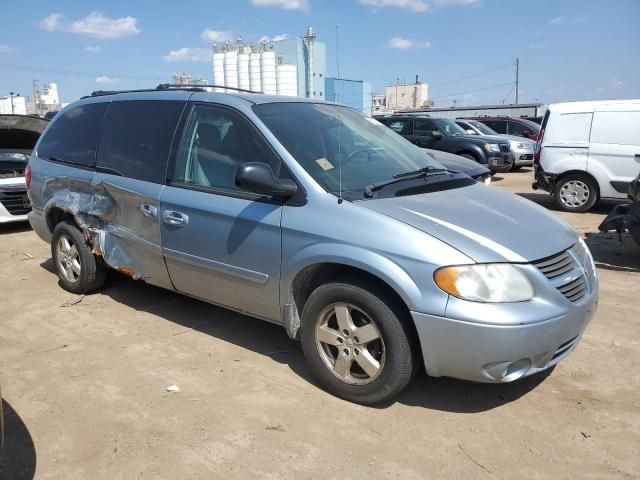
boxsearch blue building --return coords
[325,78,372,115]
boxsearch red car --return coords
[462,116,541,142]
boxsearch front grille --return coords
[0,189,30,216]
[0,168,25,179]
[499,144,510,152]
[532,245,590,303]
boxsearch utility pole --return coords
[515,57,519,105]
[32,79,39,116]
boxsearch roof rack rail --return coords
[157,83,263,94]
[83,84,263,99]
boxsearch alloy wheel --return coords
[314,303,385,385]
[56,234,81,283]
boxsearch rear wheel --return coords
[553,173,598,213]
[51,220,106,294]
[300,280,415,405]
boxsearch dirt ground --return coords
[1,169,639,480]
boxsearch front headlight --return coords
[483,143,500,152]
[434,264,534,302]
[483,175,492,185]
[517,143,533,150]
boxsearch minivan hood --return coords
[361,183,577,263]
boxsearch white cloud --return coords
[95,75,120,84]
[359,0,478,12]
[0,45,16,53]
[69,12,139,38]
[85,45,102,53]
[251,0,309,10]
[258,33,289,43]
[528,43,544,49]
[548,15,565,24]
[201,28,232,43]
[40,11,139,39]
[163,47,211,62]
[386,37,431,49]
[359,0,430,12]
[40,12,63,31]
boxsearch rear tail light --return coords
[534,129,545,165]
[25,163,32,191]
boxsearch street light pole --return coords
[10,91,15,114]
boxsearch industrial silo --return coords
[260,51,277,95]
[224,51,238,89]
[238,52,250,91]
[213,52,225,92]
[249,52,262,92]
[276,64,298,97]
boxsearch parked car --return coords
[27,88,598,404]
[463,116,541,142]
[423,148,492,184]
[455,119,535,170]
[532,99,640,212]
[377,115,513,173]
[599,170,640,247]
[0,115,48,223]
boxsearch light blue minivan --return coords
[27,87,598,404]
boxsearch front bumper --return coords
[514,152,534,167]
[532,165,557,193]
[486,152,514,173]
[411,290,598,383]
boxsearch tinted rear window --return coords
[96,100,185,183]
[37,102,108,167]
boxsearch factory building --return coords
[211,26,326,99]
[0,94,27,115]
[172,73,208,86]
[385,80,429,111]
[325,78,372,115]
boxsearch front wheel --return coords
[553,173,598,212]
[300,281,415,405]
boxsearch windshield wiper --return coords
[364,166,448,197]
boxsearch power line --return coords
[431,81,515,101]
[429,61,515,89]
[0,63,165,81]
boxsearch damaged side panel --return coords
[41,165,173,290]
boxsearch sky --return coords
[1,0,639,107]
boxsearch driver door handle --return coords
[163,210,188,227]
[139,203,158,219]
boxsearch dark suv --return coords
[463,116,541,141]
[377,115,513,172]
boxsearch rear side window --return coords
[96,100,185,183]
[591,111,640,146]
[414,119,437,136]
[483,120,506,134]
[384,119,411,135]
[37,102,108,167]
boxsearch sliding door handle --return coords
[163,210,189,227]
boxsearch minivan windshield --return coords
[253,103,444,196]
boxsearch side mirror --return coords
[522,130,531,137]
[432,131,444,139]
[235,162,298,199]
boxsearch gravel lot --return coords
[1,169,639,479]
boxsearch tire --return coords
[553,173,598,213]
[51,219,107,294]
[300,280,415,405]
[510,165,522,172]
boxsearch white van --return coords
[533,99,640,212]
